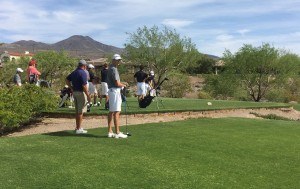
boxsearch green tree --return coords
[221,43,300,102]
[124,25,201,84]
[33,51,77,89]
[163,72,191,98]
[0,57,30,86]
[186,55,216,74]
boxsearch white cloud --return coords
[162,19,194,29]
[1,0,300,56]
[237,29,250,35]
[216,34,234,42]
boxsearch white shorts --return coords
[145,83,152,91]
[108,88,122,112]
[88,82,97,94]
[101,82,108,96]
[137,82,146,96]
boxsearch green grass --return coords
[1,118,300,188]
[292,103,300,111]
[48,97,291,116]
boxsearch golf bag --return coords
[139,77,168,108]
[59,87,72,108]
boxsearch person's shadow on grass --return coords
[43,131,107,138]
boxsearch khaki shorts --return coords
[73,91,88,114]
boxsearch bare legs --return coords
[108,111,120,134]
[75,113,83,130]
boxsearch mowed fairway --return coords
[1,118,300,188]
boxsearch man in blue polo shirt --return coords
[66,60,91,134]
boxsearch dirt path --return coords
[5,107,300,137]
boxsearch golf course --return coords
[1,98,300,188]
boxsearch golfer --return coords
[101,63,109,109]
[134,65,148,101]
[106,54,128,138]
[66,59,91,134]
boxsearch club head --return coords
[126,133,131,136]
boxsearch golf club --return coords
[122,87,131,136]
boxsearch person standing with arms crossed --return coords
[66,60,91,134]
[107,54,128,138]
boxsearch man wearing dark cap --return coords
[107,54,128,138]
[66,59,91,134]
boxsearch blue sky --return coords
[1,0,300,57]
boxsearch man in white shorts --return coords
[87,64,99,106]
[134,65,148,101]
[106,54,128,139]
[101,63,109,109]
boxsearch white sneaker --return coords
[115,132,128,139]
[76,128,88,134]
[108,132,115,138]
[93,103,98,106]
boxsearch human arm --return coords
[31,67,41,75]
[83,83,91,103]
[114,80,127,88]
[65,79,73,92]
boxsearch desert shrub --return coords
[197,91,212,99]
[232,87,252,101]
[203,74,237,100]
[250,112,290,121]
[265,88,288,103]
[163,72,191,98]
[0,85,58,133]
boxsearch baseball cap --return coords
[112,54,122,60]
[28,59,37,66]
[88,64,95,69]
[78,59,87,65]
[16,68,24,72]
[150,70,154,76]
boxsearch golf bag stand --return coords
[155,91,165,109]
[139,77,168,108]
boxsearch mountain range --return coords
[0,35,123,59]
[0,35,219,60]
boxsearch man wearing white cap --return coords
[145,70,156,96]
[13,68,24,86]
[106,54,128,138]
[87,64,99,106]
